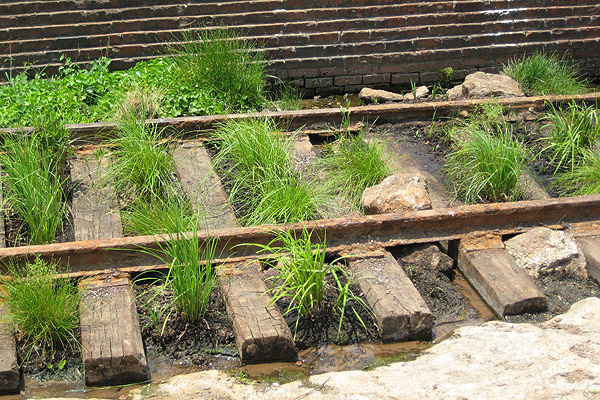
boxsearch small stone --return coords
[361,174,433,214]
[359,87,404,103]
[403,85,430,101]
[505,227,588,279]
[402,245,454,273]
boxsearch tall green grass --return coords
[135,229,219,324]
[0,257,80,356]
[256,227,372,337]
[0,124,69,244]
[215,118,328,225]
[540,101,600,174]
[166,28,268,113]
[317,128,390,209]
[503,52,589,96]
[105,111,174,204]
[553,147,600,196]
[444,125,529,204]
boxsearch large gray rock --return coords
[447,71,524,100]
[128,297,600,400]
[505,227,588,279]
[361,174,433,214]
[358,87,403,103]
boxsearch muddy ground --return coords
[135,283,237,367]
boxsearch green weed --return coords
[540,101,600,174]
[255,227,372,338]
[135,230,220,323]
[444,126,529,203]
[105,105,174,203]
[0,257,80,359]
[166,28,267,113]
[316,125,390,209]
[503,51,589,96]
[214,118,328,225]
[553,146,600,195]
[0,124,69,244]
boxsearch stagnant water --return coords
[0,268,494,399]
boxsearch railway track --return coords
[1,93,600,393]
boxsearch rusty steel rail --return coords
[2,93,598,143]
[1,195,599,277]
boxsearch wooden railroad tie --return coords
[79,273,149,386]
[219,262,296,363]
[70,153,123,241]
[457,231,548,317]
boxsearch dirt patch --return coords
[16,335,82,383]
[504,275,600,323]
[135,283,237,366]
[391,244,467,326]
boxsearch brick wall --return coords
[1,0,598,96]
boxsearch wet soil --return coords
[268,271,378,350]
[15,335,82,383]
[391,244,468,330]
[135,283,237,367]
[505,274,600,324]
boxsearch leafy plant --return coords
[0,124,69,244]
[255,227,372,338]
[503,51,589,96]
[0,257,80,359]
[540,101,600,174]
[444,126,529,203]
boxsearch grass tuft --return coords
[215,118,329,225]
[0,257,80,358]
[553,147,600,196]
[255,227,372,338]
[540,101,600,174]
[317,127,390,209]
[444,125,529,204]
[0,123,69,244]
[503,51,589,96]
[166,27,268,113]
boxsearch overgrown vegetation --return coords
[0,122,70,244]
[214,118,329,225]
[540,101,600,174]
[503,51,589,96]
[0,257,80,359]
[256,227,372,337]
[166,28,268,113]
[136,232,220,326]
[443,102,530,203]
[315,107,390,210]
[0,28,299,128]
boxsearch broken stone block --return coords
[505,227,588,279]
[358,87,404,103]
[403,85,430,101]
[401,244,454,273]
[447,72,524,100]
[361,174,433,214]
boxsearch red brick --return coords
[334,75,362,86]
[363,73,390,84]
[305,77,333,88]
[391,73,419,84]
